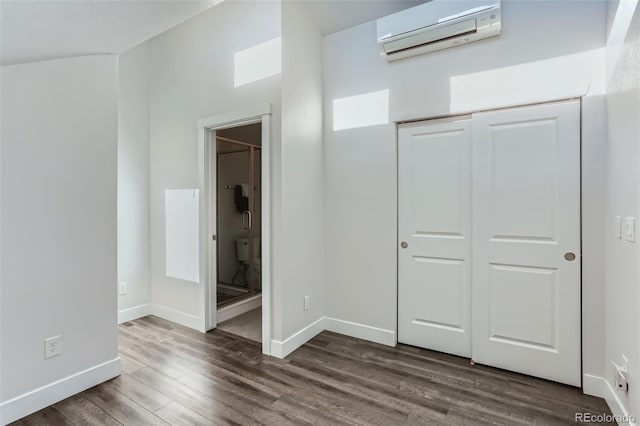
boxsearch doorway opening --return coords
[214,123,262,342]
[198,104,272,354]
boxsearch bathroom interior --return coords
[215,123,262,342]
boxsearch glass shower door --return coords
[216,138,261,306]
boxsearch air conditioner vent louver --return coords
[377,0,501,62]
[386,29,478,56]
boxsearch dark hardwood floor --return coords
[12,316,613,425]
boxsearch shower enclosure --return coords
[216,125,262,307]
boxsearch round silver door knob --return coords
[400,242,408,249]
[564,252,576,261]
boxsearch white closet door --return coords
[398,117,472,357]
[471,100,581,386]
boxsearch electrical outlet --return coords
[612,356,629,392]
[303,295,310,311]
[118,282,127,296]
[44,335,62,359]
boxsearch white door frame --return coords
[197,103,272,355]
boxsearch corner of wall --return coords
[269,316,397,359]
[117,41,153,318]
[603,378,638,426]
[117,304,151,324]
[580,94,607,384]
[270,317,325,359]
[277,0,326,345]
[583,374,607,399]
[603,1,640,422]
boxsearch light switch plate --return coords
[303,295,310,311]
[625,217,635,242]
[616,216,622,239]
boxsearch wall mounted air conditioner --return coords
[377,0,501,62]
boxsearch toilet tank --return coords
[235,238,261,262]
[235,238,250,262]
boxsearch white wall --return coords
[0,55,119,423]
[581,93,607,395]
[117,0,327,349]
[604,1,640,421]
[274,1,325,344]
[118,43,151,317]
[145,1,281,322]
[323,0,607,377]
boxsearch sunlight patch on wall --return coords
[333,89,390,131]
[234,37,282,87]
[449,48,605,113]
[606,0,639,82]
[165,189,200,283]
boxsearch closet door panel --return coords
[398,117,472,357]
[471,100,581,386]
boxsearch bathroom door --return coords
[397,116,473,358]
[471,100,581,386]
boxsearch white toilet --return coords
[235,238,261,282]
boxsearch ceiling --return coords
[0,0,426,66]
[0,0,216,66]
[302,0,428,35]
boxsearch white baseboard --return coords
[217,294,261,323]
[269,316,396,359]
[118,303,151,324]
[0,358,121,425]
[603,378,637,426]
[150,303,201,330]
[270,316,325,359]
[323,317,397,347]
[583,374,606,398]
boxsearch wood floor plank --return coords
[288,345,451,419]
[307,334,612,424]
[257,360,411,426]
[83,382,169,425]
[270,391,365,426]
[10,406,73,426]
[131,366,264,425]
[13,315,615,426]
[117,332,194,380]
[53,395,122,425]
[154,401,218,426]
[177,370,278,409]
[176,371,279,422]
[446,406,525,426]
[400,374,564,425]
[119,353,145,375]
[260,410,314,426]
[105,373,172,412]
